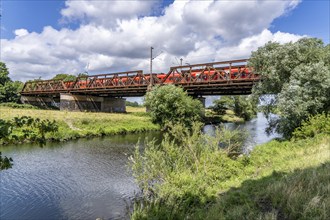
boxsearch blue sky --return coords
[0,0,329,81]
[270,0,329,43]
[2,0,329,42]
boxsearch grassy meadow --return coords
[0,106,158,144]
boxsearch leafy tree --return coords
[52,73,77,82]
[249,38,330,138]
[0,62,23,103]
[126,100,140,107]
[0,80,24,103]
[232,96,258,121]
[212,96,257,120]
[144,85,203,129]
[212,96,234,115]
[0,62,10,86]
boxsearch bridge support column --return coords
[21,95,59,109]
[60,93,126,113]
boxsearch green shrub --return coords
[292,113,330,139]
[144,85,203,129]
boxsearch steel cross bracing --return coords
[21,59,260,97]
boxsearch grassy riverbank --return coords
[0,106,158,144]
[193,134,330,219]
[131,115,330,219]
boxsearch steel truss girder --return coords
[21,59,260,97]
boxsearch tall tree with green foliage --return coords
[144,85,203,129]
[249,38,330,138]
[0,62,10,85]
[0,62,23,103]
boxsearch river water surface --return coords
[0,113,278,220]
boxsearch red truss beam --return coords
[20,59,260,96]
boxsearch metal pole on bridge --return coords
[150,46,154,87]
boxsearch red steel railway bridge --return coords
[20,59,260,112]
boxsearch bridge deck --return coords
[21,59,260,97]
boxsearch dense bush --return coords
[144,85,203,129]
[292,113,330,139]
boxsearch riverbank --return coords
[131,115,330,219]
[0,106,159,145]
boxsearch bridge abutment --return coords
[59,93,126,113]
[21,95,60,109]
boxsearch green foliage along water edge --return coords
[0,116,58,145]
[144,85,203,129]
[0,61,23,103]
[129,114,330,219]
[249,38,330,138]
[212,95,258,120]
[0,116,59,170]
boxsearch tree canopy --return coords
[52,73,77,81]
[144,85,203,129]
[249,38,330,138]
[0,62,23,103]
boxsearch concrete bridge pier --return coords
[21,95,60,109]
[60,93,126,113]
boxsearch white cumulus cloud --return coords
[14,29,29,37]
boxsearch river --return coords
[0,113,279,220]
